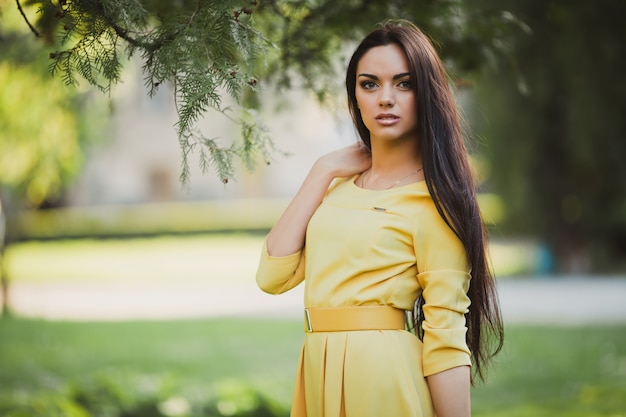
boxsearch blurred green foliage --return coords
[0,63,79,206]
[12,194,505,240]
[0,0,104,208]
[469,0,626,272]
[13,200,288,239]
[2,372,285,417]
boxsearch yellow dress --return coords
[256,177,471,417]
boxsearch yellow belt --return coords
[304,305,406,332]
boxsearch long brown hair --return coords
[346,20,504,383]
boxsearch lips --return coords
[375,113,400,125]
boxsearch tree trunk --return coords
[0,191,13,318]
[0,252,8,318]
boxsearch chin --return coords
[373,131,415,143]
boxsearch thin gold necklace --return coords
[360,167,423,189]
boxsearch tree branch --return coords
[15,0,40,37]
[88,1,170,51]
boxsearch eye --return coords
[397,79,412,90]
[360,80,378,90]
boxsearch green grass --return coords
[4,233,265,284]
[2,234,622,415]
[4,233,541,285]
[0,318,625,417]
[0,317,302,415]
[472,325,626,416]
[0,317,300,388]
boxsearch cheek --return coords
[405,95,417,114]
[355,93,373,114]
[355,92,363,109]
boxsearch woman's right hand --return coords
[264,142,372,257]
[314,142,372,178]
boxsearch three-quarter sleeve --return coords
[256,239,306,294]
[414,201,472,376]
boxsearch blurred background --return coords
[0,1,625,416]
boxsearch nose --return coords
[379,85,395,108]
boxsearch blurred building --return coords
[66,60,356,206]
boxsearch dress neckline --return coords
[350,175,426,192]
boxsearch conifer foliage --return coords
[17,0,516,184]
[25,0,273,184]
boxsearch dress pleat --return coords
[290,331,435,417]
[291,344,307,417]
[324,334,347,417]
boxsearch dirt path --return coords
[4,276,626,324]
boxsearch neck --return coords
[368,138,421,176]
[359,139,423,189]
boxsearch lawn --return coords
[3,233,544,286]
[3,233,266,285]
[0,317,301,416]
[1,235,624,416]
[0,318,625,417]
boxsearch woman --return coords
[256,20,503,417]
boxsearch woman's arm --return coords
[266,143,371,257]
[427,365,471,417]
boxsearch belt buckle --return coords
[304,308,313,332]
[405,309,414,332]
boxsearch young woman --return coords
[256,20,503,417]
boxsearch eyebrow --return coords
[357,72,410,80]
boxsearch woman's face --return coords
[354,43,418,145]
